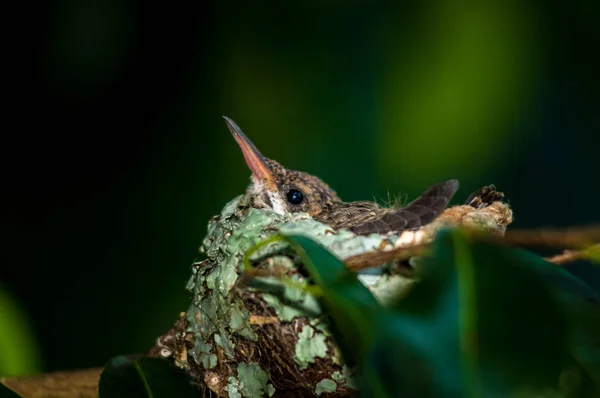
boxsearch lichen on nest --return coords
[153,193,407,397]
[150,191,512,397]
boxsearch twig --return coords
[501,225,600,249]
[544,244,600,266]
[343,226,600,271]
[344,243,428,271]
[1,368,102,398]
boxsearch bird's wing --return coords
[349,179,459,236]
[314,201,381,231]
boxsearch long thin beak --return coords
[223,116,275,189]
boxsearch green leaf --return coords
[285,230,600,397]
[98,356,201,398]
[549,270,600,392]
[0,284,40,377]
[0,382,23,398]
[387,229,600,396]
[469,236,600,393]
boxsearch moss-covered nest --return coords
[148,192,512,397]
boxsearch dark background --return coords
[2,1,599,376]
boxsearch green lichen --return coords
[331,371,343,383]
[277,217,398,259]
[229,302,258,340]
[192,340,217,369]
[332,365,357,389]
[237,363,275,397]
[204,353,217,369]
[185,195,270,370]
[225,376,243,398]
[295,325,329,369]
[185,266,197,292]
[368,273,416,305]
[308,318,344,363]
[262,293,304,321]
[214,332,235,359]
[312,318,329,333]
[261,274,322,321]
[315,378,337,395]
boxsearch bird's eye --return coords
[286,189,304,205]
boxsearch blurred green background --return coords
[2,1,599,377]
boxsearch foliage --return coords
[0,285,40,377]
[98,356,201,398]
[282,229,600,397]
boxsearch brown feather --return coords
[314,180,459,235]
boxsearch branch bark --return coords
[1,368,102,398]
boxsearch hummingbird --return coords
[224,116,460,236]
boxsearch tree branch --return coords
[1,368,102,398]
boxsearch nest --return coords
[148,191,512,397]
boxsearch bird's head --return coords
[224,117,340,217]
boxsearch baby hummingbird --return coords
[224,116,459,236]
